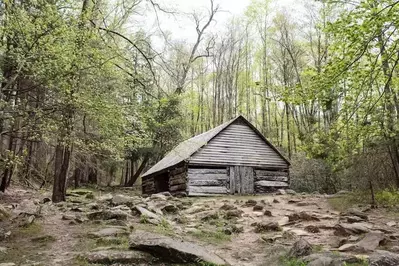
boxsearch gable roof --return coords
[141,115,290,178]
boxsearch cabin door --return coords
[229,166,254,194]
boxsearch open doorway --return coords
[154,172,170,193]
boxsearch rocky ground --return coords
[1,187,399,266]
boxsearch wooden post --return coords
[229,167,235,194]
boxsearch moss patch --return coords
[188,229,231,244]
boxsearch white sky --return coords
[145,0,304,44]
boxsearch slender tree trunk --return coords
[286,103,292,159]
[127,156,149,187]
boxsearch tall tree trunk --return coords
[52,143,71,202]
[286,103,292,159]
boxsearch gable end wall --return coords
[188,121,288,169]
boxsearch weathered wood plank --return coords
[191,151,285,160]
[188,179,226,186]
[142,177,154,182]
[255,180,288,187]
[170,184,187,192]
[187,168,227,174]
[255,175,288,182]
[229,167,235,194]
[255,170,288,176]
[188,192,226,196]
[169,178,186,186]
[188,186,228,194]
[169,172,186,181]
[190,154,286,162]
[234,166,241,194]
[188,173,228,181]
[240,166,254,194]
[248,167,254,194]
[189,159,288,168]
[170,166,186,176]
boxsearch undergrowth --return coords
[375,189,399,207]
[188,229,231,244]
[328,189,399,212]
[279,256,307,266]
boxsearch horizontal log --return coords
[255,180,288,187]
[193,152,283,161]
[255,176,288,182]
[255,170,288,176]
[188,192,226,196]
[170,184,187,192]
[142,177,154,182]
[169,178,186,186]
[187,168,227,174]
[188,160,288,169]
[188,179,226,186]
[170,172,186,180]
[188,173,228,181]
[255,188,277,193]
[170,166,186,176]
[188,185,228,194]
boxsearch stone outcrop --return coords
[129,230,227,265]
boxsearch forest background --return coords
[1,0,399,202]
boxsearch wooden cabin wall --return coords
[187,167,229,196]
[142,176,155,195]
[168,164,187,195]
[254,169,289,193]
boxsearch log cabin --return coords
[141,115,290,196]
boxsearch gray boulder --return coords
[0,229,11,241]
[0,205,10,221]
[88,227,129,238]
[338,231,385,253]
[97,193,113,202]
[288,211,320,222]
[254,222,281,233]
[369,250,399,266]
[83,249,156,264]
[87,210,128,221]
[288,239,312,258]
[135,206,161,224]
[13,199,41,216]
[129,230,227,265]
[0,246,7,254]
[334,223,370,236]
[304,252,365,266]
[112,194,140,207]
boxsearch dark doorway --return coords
[154,172,170,192]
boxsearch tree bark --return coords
[52,143,71,202]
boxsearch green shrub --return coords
[140,214,149,224]
[189,229,231,244]
[375,189,399,206]
[279,256,307,266]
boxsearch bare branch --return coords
[176,0,219,93]
[93,22,167,96]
